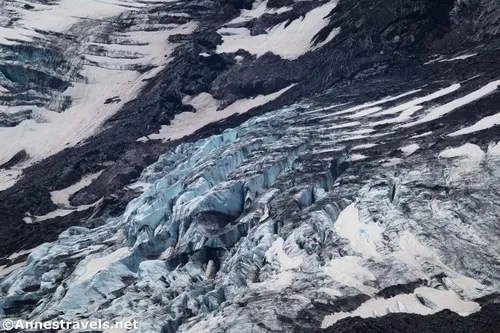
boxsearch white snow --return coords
[0,262,25,278]
[76,247,130,283]
[0,169,22,191]
[326,121,360,130]
[332,90,421,116]
[439,143,485,160]
[351,143,377,150]
[349,153,369,161]
[126,181,152,192]
[370,106,424,126]
[216,1,340,60]
[7,247,37,261]
[439,53,478,62]
[50,170,104,207]
[334,203,383,259]
[488,141,500,156]
[0,3,197,190]
[140,85,294,142]
[321,287,480,328]
[439,143,486,183]
[448,110,500,136]
[403,79,500,127]
[265,237,303,270]
[425,53,477,65]
[411,131,432,139]
[26,198,103,223]
[396,232,484,297]
[381,158,402,167]
[347,107,383,119]
[324,256,378,295]
[227,0,292,24]
[375,84,461,117]
[400,143,419,156]
[0,0,179,44]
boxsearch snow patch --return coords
[265,237,303,271]
[334,203,383,259]
[26,198,103,223]
[404,79,500,127]
[439,53,478,62]
[326,121,360,130]
[333,90,421,116]
[351,143,377,150]
[425,53,477,65]
[51,170,104,207]
[0,169,22,191]
[488,141,500,156]
[321,287,480,328]
[76,247,130,283]
[396,232,484,297]
[349,153,369,161]
[216,1,339,60]
[140,85,294,142]
[324,256,377,295]
[448,110,500,136]
[411,131,432,139]
[439,143,485,160]
[375,84,461,117]
[228,0,292,24]
[0,13,197,189]
[347,107,383,119]
[400,143,419,156]
[0,262,25,278]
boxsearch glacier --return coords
[1,0,500,332]
[2,78,500,331]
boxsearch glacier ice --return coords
[1,81,500,331]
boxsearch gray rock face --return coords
[1,0,500,332]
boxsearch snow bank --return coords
[404,79,500,127]
[0,5,197,189]
[321,287,480,328]
[216,1,339,60]
[140,85,294,142]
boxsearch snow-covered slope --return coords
[1,0,500,332]
[0,0,197,189]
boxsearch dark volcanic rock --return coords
[315,304,500,333]
[0,150,28,169]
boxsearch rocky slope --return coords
[1,0,500,332]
